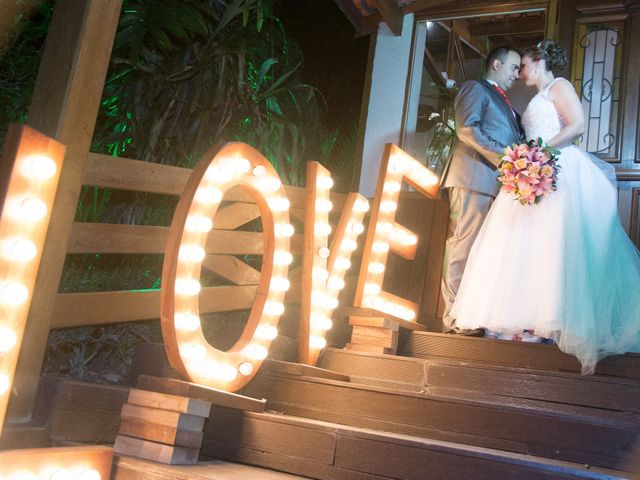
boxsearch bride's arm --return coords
[546,79,585,148]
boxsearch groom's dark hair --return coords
[486,46,520,67]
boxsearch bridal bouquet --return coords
[498,138,560,205]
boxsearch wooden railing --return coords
[51,153,350,329]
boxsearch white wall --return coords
[358,14,415,197]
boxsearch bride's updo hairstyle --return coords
[522,40,569,73]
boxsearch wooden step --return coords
[201,407,632,480]
[243,369,640,473]
[402,332,640,379]
[112,456,312,479]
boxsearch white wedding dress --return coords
[452,77,640,374]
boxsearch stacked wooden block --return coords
[114,387,212,465]
[347,315,399,355]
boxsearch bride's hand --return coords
[546,79,585,149]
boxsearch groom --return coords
[441,46,523,335]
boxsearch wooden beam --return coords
[10,0,123,422]
[403,1,547,18]
[469,16,546,37]
[202,255,261,285]
[372,0,404,36]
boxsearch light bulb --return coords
[354,199,370,213]
[315,223,332,236]
[380,201,398,213]
[20,198,47,221]
[205,165,234,183]
[185,215,213,232]
[310,336,327,349]
[264,301,285,316]
[252,165,267,177]
[268,197,290,212]
[318,247,330,258]
[270,277,291,292]
[245,344,268,360]
[221,364,238,382]
[178,245,206,262]
[257,324,278,340]
[181,343,207,361]
[384,181,401,193]
[27,154,57,180]
[1,282,28,305]
[257,177,281,192]
[4,238,37,262]
[0,373,10,395]
[235,158,251,174]
[275,223,295,237]
[326,296,339,309]
[405,234,418,246]
[391,155,407,173]
[175,278,201,296]
[340,239,358,251]
[49,469,73,480]
[372,242,389,253]
[311,314,332,331]
[334,257,351,270]
[377,222,393,234]
[369,262,385,274]
[79,470,101,480]
[238,362,254,376]
[274,251,293,265]
[0,327,17,352]
[195,187,223,204]
[327,277,345,290]
[350,223,365,235]
[315,199,333,213]
[175,313,200,332]
[313,267,329,281]
[364,283,381,295]
[316,176,334,189]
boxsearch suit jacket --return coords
[442,79,523,197]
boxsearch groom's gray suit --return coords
[441,79,523,330]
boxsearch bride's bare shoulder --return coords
[547,78,579,102]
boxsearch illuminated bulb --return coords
[404,309,417,321]
[20,198,47,221]
[182,343,207,361]
[327,277,345,290]
[205,165,234,183]
[270,277,291,292]
[405,234,418,246]
[1,282,28,305]
[221,364,238,382]
[175,278,201,296]
[417,171,439,186]
[316,176,334,189]
[311,314,333,331]
[252,165,267,177]
[175,313,200,332]
[313,267,329,281]
[350,223,365,235]
[315,223,332,236]
[318,247,330,258]
[380,200,398,212]
[28,154,57,180]
[393,304,405,318]
[326,296,339,309]
[334,257,351,270]
[354,199,370,213]
[258,177,281,192]
[5,238,37,262]
[264,301,285,316]
[257,325,279,340]
[311,291,325,305]
[274,251,293,265]
[0,327,17,352]
[392,155,407,173]
[310,336,327,349]
[268,197,290,212]
[195,187,223,204]
[369,262,385,274]
[372,242,389,253]
[340,239,358,251]
[316,199,333,213]
[179,245,206,262]
[50,469,73,480]
[185,215,213,232]
[245,344,268,360]
[372,297,385,310]
[79,470,101,480]
[275,223,295,237]
[235,158,251,174]
[376,222,393,234]
[238,362,254,376]
[385,181,401,193]
[10,472,38,480]
[364,283,381,295]
[0,373,9,395]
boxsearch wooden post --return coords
[8,0,122,421]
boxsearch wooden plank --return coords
[346,343,395,355]
[243,373,640,471]
[83,153,348,210]
[352,326,396,339]
[112,456,315,480]
[338,307,427,331]
[121,404,205,432]
[211,202,260,230]
[0,424,49,449]
[10,0,123,421]
[350,333,398,349]
[114,434,199,465]
[202,255,261,285]
[372,0,404,36]
[261,359,350,382]
[118,416,204,449]
[203,409,337,466]
[137,376,266,413]
[349,316,399,331]
[49,380,129,443]
[128,388,211,417]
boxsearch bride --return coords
[451,40,640,374]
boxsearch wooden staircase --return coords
[4,336,639,479]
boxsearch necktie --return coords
[493,85,513,110]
